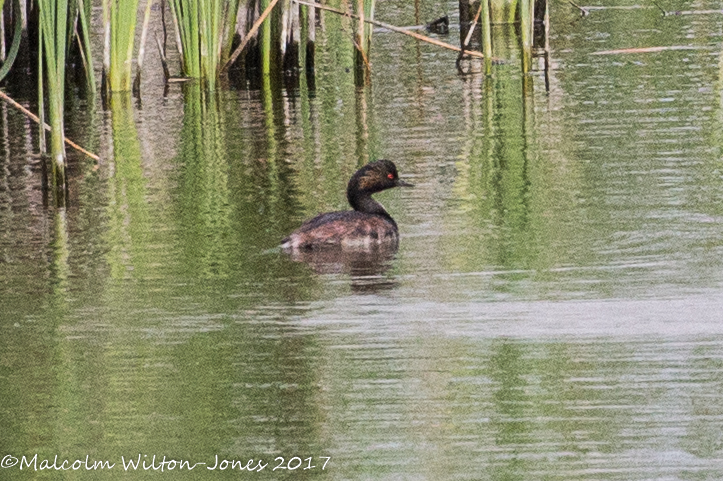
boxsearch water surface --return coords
[2,0,723,479]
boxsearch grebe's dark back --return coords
[281,160,412,250]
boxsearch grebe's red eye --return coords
[387,173,394,180]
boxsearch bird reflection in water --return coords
[284,242,399,293]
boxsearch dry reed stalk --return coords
[221,0,282,71]
[0,89,100,161]
[293,0,486,59]
[462,1,483,49]
[134,0,154,92]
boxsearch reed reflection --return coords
[177,85,232,279]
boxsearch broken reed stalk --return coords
[221,0,282,72]
[300,0,316,78]
[133,0,154,93]
[168,0,184,62]
[462,1,483,49]
[670,9,723,14]
[355,0,366,79]
[460,0,492,73]
[0,89,100,161]
[357,0,364,51]
[578,5,654,10]
[154,31,171,80]
[568,0,589,16]
[591,45,714,55]
[355,0,375,84]
[280,0,290,58]
[293,0,486,59]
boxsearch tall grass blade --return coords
[38,19,46,154]
[0,0,23,82]
[220,0,240,66]
[101,0,111,98]
[0,7,5,62]
[481,0,492,73]
[260,0,271,77]
[172,0,240,89]
[39,0,67,157]
[76,0,96,94]
[105,0,140,92]
[39,0,69,201]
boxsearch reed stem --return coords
[76,0,96,94]
[520,0,533,72]
[38,21,46,154]
[39,0,68,166]
[171,0,237,89]
[105,0,141,92]
[0,0,22,83]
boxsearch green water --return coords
[2,1,723,479]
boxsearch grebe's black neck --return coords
[348,191,392,219]
[345,159,412,223]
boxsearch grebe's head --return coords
[348,160,413,195]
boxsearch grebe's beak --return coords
[396,179,414,187]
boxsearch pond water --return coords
[2,0,723,479]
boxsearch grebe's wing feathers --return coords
[281,211,398,250]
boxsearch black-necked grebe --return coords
[281,160,412,250]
